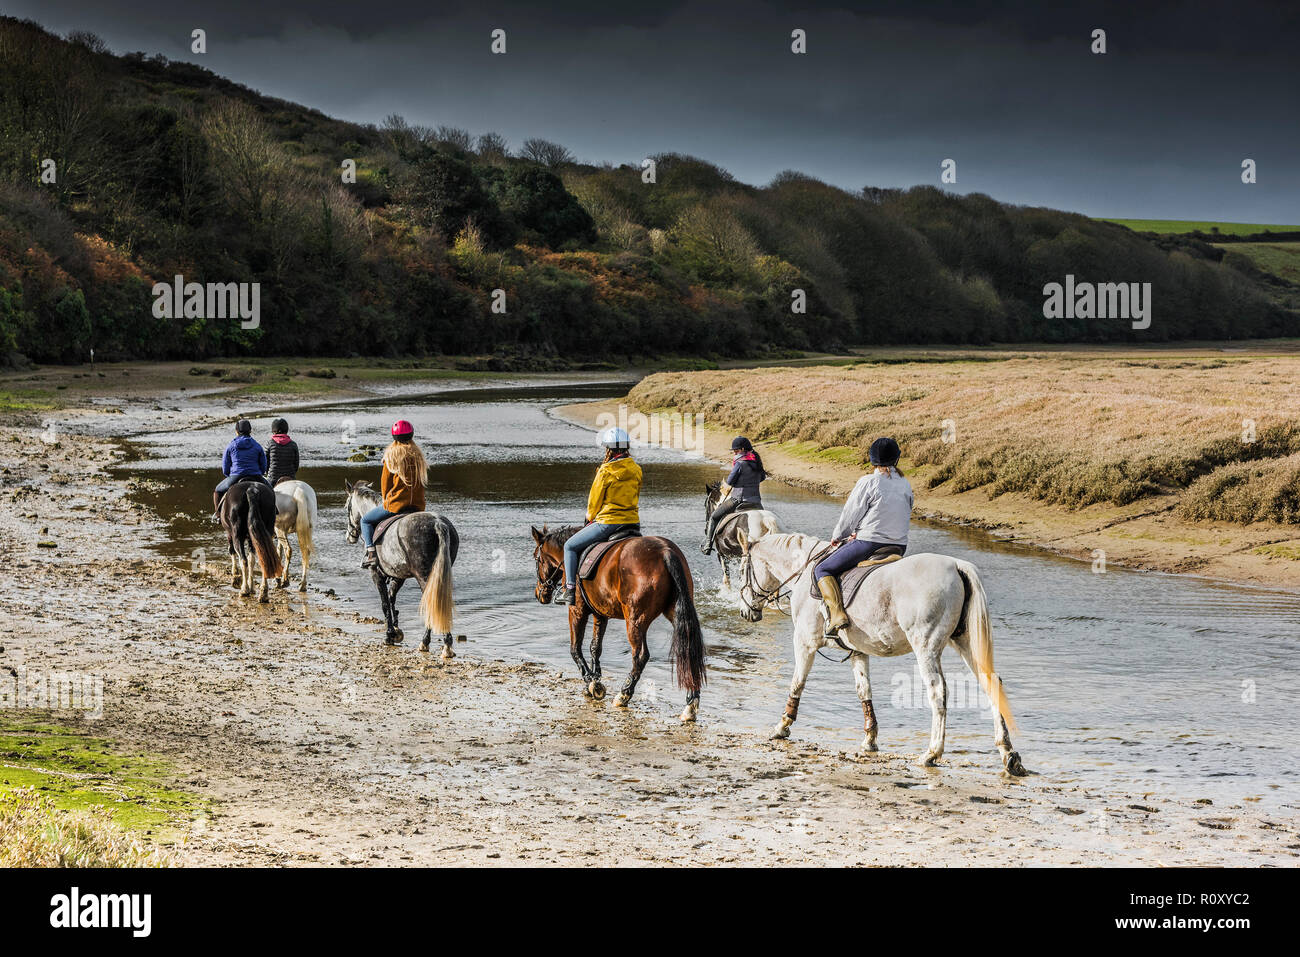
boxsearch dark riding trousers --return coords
[814,539,906,582]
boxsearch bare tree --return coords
[435,125,472,151]
[476,131,509,158]
[521,138,574,168]
[202,98,292,227]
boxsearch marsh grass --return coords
[0,789,173,867]
[630,356,1300,524]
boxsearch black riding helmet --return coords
[235,419,252,436]
[869,436,901,466]
[731,436,753,451]
[271,417,288,434]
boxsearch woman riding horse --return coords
[814,436,913,641]
[213,418,270,514]
[701,436,766,554]
[555,427,642,606]
[361,419,427,569]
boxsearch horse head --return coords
[735,527,767,622]
[531,525,564,604]
[704,481,722,517]
[343,479,377,544]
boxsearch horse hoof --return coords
[297,582,307,593]
[419,640,430,652]
[258,592,269,604]
[1004,751,1027,776]
[587,681,606,700]
[614,693,631,708]
[441,647,455,660]
[770,725,790,741]
[860,739,878,754]
[679,706,698,724]
[917,753,941,768]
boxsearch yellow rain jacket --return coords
[586,455,642,524]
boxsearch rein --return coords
[741,541,833,615]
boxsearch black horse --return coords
[219,479,283,602]
[344,480,459,655]
[703,481,781,590]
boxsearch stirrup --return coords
[361,548,377,569]
[556,586,576,605]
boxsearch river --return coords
[118,378,1300,810]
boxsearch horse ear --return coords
[531,526,543,544]
[344,479,353,492]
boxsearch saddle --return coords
[578,526,642,580]
[810,545,905,604]
[372,506,420,547]
[711,501,762,540]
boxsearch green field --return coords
[1218,242,1300,282]
[1103,219,1300,235]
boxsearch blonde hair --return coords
[382,439,428,488]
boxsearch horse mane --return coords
[757,531,825,553]
[540,524,582,548]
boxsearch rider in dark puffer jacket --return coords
[264,417,300,486]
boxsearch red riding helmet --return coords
[391,419,414,438]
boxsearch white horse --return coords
[736,530,1025,775]
[272,479,317,592]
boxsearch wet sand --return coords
[0,386,1296,866]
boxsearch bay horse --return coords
[703,481,782,589]
[218,479,283,603]
[272,479,317,592]
[344,480,458,656]
[531,525,706,722]
[737,529,1025,775]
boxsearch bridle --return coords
[740,541,834,615]
[533,544,563,601]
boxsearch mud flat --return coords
[0,377,1295,865]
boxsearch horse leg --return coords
[952,638,1025,775]
[276,531,291,588]
[568,607,600,696]
[372,570,399,644]
[719,555,731,590]
[240,539,253,597]
[771,627,818,740]
[588,616,608,700]
[916,650,948,767]
[614,616,651,708]
[228,548,240,589]
[850,652,879,753]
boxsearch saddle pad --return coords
[372,507,419,546]
[578,527,641,579]
[810,548,905,602]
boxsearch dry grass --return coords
[0,788,173,867]
[630,354,1300,523]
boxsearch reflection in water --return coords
[120,381,1300,807]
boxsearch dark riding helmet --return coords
[731,436,753,451]
[235,419,252,436]
[869,437,901,466]
[271,417,288,434]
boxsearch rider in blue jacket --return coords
[212,419,270,513]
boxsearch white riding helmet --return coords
[599,427,631,450]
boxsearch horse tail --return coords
[955,561,1016,734]
[292,485,315,568]
[248,485,283,580]
[664,548,706,695]
[420,515,455,635]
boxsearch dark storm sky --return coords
[9,0,1299,221]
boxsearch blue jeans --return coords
[216,473,269,495]
[814,539,905,581]
[361,506,395,547]
[563,522,632,586]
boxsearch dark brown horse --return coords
[531,525,706,722]
[219,479,283,602]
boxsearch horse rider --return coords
[555,427,642,606]
[213,418,270,514]
[361,419,428,568]
[264,417,300,486]
[813,437,913,640]
[701,435,767,554]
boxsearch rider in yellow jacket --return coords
[557,427,642,605]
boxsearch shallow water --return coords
[119,380,1300,809]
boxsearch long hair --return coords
[382,437,427,488]
[750,451,768,481]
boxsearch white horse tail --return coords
[292,484,316,568]
[420,514,455,635]
[955,560,1017,734]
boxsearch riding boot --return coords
[700,518,716,554]
[816,576,850,639]
[361,547,377,569]
[555,585,577,605]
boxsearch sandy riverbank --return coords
[0,376,1295,865]
[552,354,1300,592]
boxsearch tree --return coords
[521,138,574,167]
[434,125,472,151]
[476,132,509,158]
[491,165,595,248]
